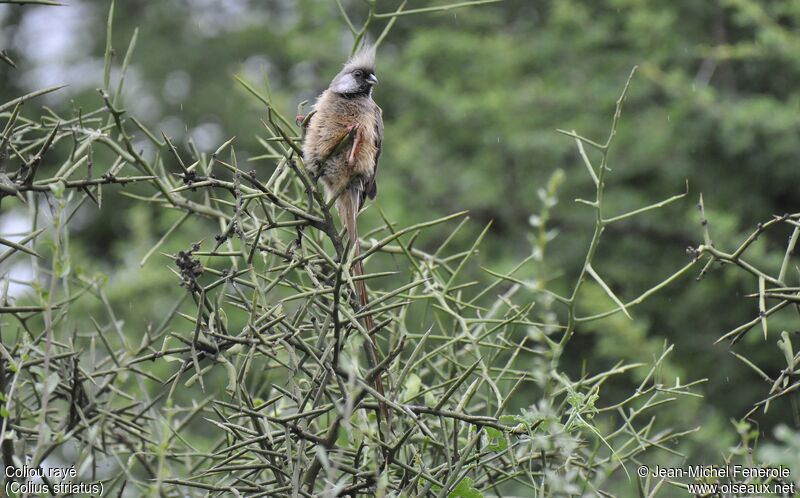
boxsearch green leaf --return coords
[219,355,238,393]
[45,372,60,395]
[485,426,507,452]
[336,426,351,447]
[449,477,483,498]
[403,373,421,401]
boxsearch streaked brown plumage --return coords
[302,47,388,426]
[304,47,382,207]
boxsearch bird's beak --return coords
[366,73,379,86]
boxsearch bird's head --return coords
[329,46,378,98]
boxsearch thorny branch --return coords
[0,1,710,497]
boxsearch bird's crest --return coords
[343,44,376,72]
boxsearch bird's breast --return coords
[304,93,379,195]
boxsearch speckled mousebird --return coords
[302,46,389,426]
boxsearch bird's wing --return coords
[361,103,383,207]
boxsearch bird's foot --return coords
[310,161,325,182]
[295,114,306,127]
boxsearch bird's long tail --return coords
[337,190,391,429]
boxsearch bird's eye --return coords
[353,70,363,78]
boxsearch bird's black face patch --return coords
[331,67,378,98]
